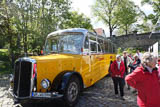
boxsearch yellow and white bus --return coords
[10,28,116,106]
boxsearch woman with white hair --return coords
[125,52,160,107]
[110,54,125,100]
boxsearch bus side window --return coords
[90,42,97,53]
[84,36,89,49]
[98,44,102,53]
[83,36,89,54]
[98,38,104,53]
[112,44,116,53]
[108,41,112,53]
[104,40,109,53]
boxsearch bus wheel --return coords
[64,76,80,107]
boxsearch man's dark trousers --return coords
[112,77,124,97]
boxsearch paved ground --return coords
[0,75,138,107]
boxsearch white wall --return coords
[153,42,159,56]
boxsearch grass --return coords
[0,49,12,75]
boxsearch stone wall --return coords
[108,32,160,51]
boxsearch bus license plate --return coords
[32,92,51,98]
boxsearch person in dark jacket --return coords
[128,54,141,73]
[121,51,133,75]
[110,54,125,100]
[125,52,160,107]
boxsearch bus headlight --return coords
[41,79,50,89]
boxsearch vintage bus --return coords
[10,28,116,106]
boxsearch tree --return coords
[11,0,71,54]
[0,0,72,68]
[91,0,119,37]
[136,16,154,33]
[0,0,93,67]
[61,11,93,30]
[141,0,160,24]
[0,0,19,67]
[115,0,140,35]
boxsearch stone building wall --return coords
[108,32,160,51]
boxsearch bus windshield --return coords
[44,32,84,54]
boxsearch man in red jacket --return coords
[125,52,160,107]
[110,54,125,100]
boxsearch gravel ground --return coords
[0,75,138,107]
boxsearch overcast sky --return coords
[71,0,154,36]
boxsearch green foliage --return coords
[141,0,160,24]
[117,47,141,55]
[0,0,93,70]
[136,23,153,33]
[61,11,93,30]
[0,49,11,74]
[115,0,141,35]
[91,0,119,37]
[147,14,158,24]
[126,48,137,54]
[117,48,123,55]
[134,12,155,33]
[92,0,141,36]
[0,49,9,60]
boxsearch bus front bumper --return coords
[8,87,63,100]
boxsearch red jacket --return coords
[125,66,160,107]
[110,60,125,78]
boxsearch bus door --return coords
[81,35,92,87]
[97,43,105,77]
[89,40,101,83]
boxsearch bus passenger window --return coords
[108,41,112,53]
[104,40,109,53]
[84,37,89,49]
[90,42,97,53]
[98,44,102,53]
[112,44,116,53]
[98,39,104,52]
[83,36,89,54]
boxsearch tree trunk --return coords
[125,25,128,36]
[110,28,112,37]
[109,21,113,37]
[24,33,27,55]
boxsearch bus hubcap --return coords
[67,82,78,102]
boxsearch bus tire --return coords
[63,75,80,107]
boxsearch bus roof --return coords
[47,28,109,41]
[47,28,89,38]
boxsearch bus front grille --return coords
[13,60,32,97]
